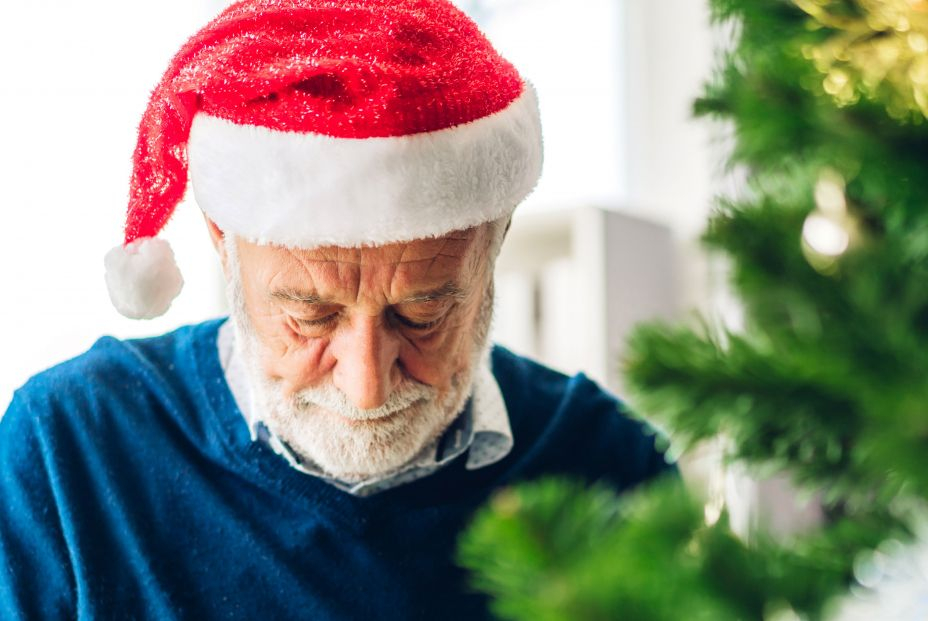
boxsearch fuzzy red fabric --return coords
[126,0,524,244]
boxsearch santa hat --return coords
[104,0,543,320]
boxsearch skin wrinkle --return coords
[205,216,506,481]
[245,228,479,385]
[269,250,471,266]
[279,242,475,313]
[271,281,465,309]
[421,237,450,279]
[283,247,339,304]
[395,240,411,277]
[382,260,400,307]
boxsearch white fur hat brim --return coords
[187,83,543,248]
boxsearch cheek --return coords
[398,310,479,390]
[264,338,330,393]
[398,350,460,392]
[245,299,332,391]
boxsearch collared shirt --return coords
[217,320,513,496]
[3,318,674,619]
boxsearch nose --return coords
[331,315,400,410]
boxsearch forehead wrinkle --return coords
[388,242,463,300]
[418,236,453,282]
[266,231,482,306]
[273,280,466,307]
[270,289,328,304]
[426,235,479,281]
[381,258,402,305]
[280,246,358,302]
[336,247,362,304]
[278,232,475,267]
[274,255,468,266]
[396,241,411,266]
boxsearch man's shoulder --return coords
[489,344,674,488]
[15,320,221,397]
[489,344,624,423]
[5,319,225,433]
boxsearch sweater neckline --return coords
[187,318,491,518]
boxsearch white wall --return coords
[470,0,720,341]
[622,0,719,315]
[0,1,228,411]
[463,0,627,212]
[494,207,677,396]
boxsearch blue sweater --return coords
[0,319,672,620]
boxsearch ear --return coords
[204,214,228,270]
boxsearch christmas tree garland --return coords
[458,1,928,618]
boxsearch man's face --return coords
[219,224,494,481]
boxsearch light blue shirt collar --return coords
[217,319,513,496]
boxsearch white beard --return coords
[224,238,491,482]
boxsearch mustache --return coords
[290,380,438,421]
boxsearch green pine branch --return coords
[459,479,898,621]
[459,0,928,618]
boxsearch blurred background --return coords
[1,0,831,567]
[0,0,718,407]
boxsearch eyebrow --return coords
[398,281,467,304]
[270,281,467,305]
[271,289,328,304]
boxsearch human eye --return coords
[393,313,442,331]
[390,301,450,332]
[295,314,339,328]
[290,307,342,333]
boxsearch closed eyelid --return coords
[295,314,339,327]
[390,311,444,331]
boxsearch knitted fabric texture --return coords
[0,321,674,619]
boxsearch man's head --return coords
[211,218,508,481]
[100,0,540,477]
[104,0,541,321]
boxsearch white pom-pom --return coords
[104,237,184,319]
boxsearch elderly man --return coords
[0,0,672,619]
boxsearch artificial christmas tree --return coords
[459,1,928,618]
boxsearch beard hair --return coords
[224,236,493,482]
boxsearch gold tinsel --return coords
[795,0,928,120]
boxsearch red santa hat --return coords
[104,0,543,319]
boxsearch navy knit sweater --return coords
[0,319,672,620]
